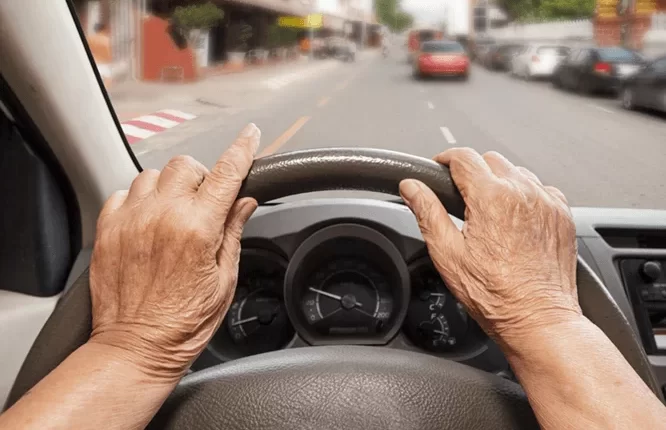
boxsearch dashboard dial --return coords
[301,258,394,335]
[209,249,294,360]
[404,261,469,352]
[284,224,410,346]
[227,283,288,349]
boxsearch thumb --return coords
[399,179,464,267]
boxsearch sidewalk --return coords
[110,49,380,152]
[109,49,380,121]
[110,58,328,121]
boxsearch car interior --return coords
[2,1,666,429]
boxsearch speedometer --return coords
[300,258,394,335]
[284,223,410,346]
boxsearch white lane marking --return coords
[440,127,457,145]
[135,115,180,128]
[587,104,614,114]
[158,109,197,120]
[427,101,434,109]
[121,124,156,139]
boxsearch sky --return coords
[402,0,448,25]
[402,0,469,33]
[316,0,469,34]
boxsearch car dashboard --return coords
[192,198,666,392]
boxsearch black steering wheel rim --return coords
[6,148,662,429]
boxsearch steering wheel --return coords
[7,148,663,429]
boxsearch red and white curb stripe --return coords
[121,109,197,144]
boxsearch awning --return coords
[220,0,312,17]
[278,14,323,28]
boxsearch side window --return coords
[576,50,591,65]
[566,49,580,63]
[652,59,666,73]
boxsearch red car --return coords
[413,41,470,80]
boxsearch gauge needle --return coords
[231,316,259,327]
[308,287,363,307]
[354,307,379,318]
[433,330,447,335]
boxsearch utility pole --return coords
[617,0,632,48]
[308,1,315,60]
[361,6,367,50]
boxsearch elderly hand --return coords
[88,124,260,381]
[399,149,581,345]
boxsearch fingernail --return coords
[241,123,259,138]
[399,179,422,205]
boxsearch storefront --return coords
[595,0,666,47]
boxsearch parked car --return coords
[511,44,570,80]
[485,44,524,71]
[620,56,666,112]
[481,45,499,68]
[412,40,470,80]
[552,46,647,95]
[470,37,494,61]
[474,44,491,65]
[324,37,356,62]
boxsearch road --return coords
[134,50,666,209]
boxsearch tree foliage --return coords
[497,0,595,21]
[375,0,414,32]
[228,22,253,52]
[267,25,299,49]
[172,2,224,32]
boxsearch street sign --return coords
[278,14,323,29]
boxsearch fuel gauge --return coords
[404,261,469,352]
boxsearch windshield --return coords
[597,47,642,62]
[421,42,464,53]
[537,46,569,56]
[72,1,666,209]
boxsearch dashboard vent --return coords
[596,228,666,250]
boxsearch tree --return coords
[539,0,595,19]
[375,0,414,32]
[171,2,224,48]
[394,12,414,32]
[496,0,594,21]
[227,21,253,52]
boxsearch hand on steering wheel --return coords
[399,149,581,345]
[88,124,260,381]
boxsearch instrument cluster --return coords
[203,223,490,367]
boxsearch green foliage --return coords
[394,11,414,32]
[539,0,596,19]
[172,2,224,31]
[497,0,595,21]
[228,22,253,52]
[375,0,414,32]
[267,25,299,49]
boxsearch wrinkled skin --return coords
[399,149,581,344]
[89,124,260,380]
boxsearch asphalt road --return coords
[136,50,666,209]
